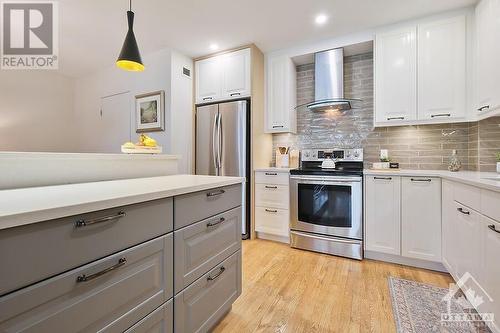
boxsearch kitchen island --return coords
[0,174,244,333]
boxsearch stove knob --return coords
[354,151,360,158]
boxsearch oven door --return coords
[290,175,362,240]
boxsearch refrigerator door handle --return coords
[212,112,219,173]
[218,113,223,172]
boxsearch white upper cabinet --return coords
[222,48,251,99]
[475,0,500,117]
[401,177,442,262]
[265,56,296,133]
[195,48,251,104]
[418,15,467,121]
[375,14,469,126]
[195,56,223,103]
[375,26,417,125]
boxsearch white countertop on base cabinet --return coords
[0,174,243,231]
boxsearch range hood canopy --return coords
[296,48,361,112]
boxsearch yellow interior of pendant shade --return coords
[116,60,145,72]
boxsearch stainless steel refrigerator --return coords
[195,100,250,238]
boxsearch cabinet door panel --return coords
[453,202,481,279]
[174,207,241,293]
[222,48,251,99]
[174,251,241,333]
[418,15,466,120]
[195,57,223,103]
[481,216,500,331]
[375,26,417,124]
[401,177,442,262]
[476,0,500,115]
[265,56,296,133]
[365,176,401,255]
[442,180,458,276]
[255,206,289,238]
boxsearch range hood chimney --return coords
[306,48,359,111]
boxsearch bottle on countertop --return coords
[448,150,462,172]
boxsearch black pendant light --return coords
[116,0,145,71]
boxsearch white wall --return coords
[0,71,76,152]
[73,48,194,173]
[170,50,194,174]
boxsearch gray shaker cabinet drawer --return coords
[124,300,173,333]
[0,198,173,296]
[174,184,242,229]
[0,234,173,333]
[174,206,241,293]
[174,250,242,333]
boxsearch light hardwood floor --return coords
[213,239,453,333]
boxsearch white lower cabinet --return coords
[401,177,442,262]
[365,175,401,255]
[442,180,458,275]
[365,175,442,265]
[453,202,482,285]
[254,170,290,241]
[479,215,500,331]
[441,180,500,332]
[255,206,289,237]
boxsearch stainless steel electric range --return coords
[289,148,364,260]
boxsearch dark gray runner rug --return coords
[388,276,491,333]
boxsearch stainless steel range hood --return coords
[303,48,360,111]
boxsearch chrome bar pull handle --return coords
[272,125,284,128]
[431,113,451,118]
[488,224,500,234]
[265,172,278,176]
[206,189,225,197]
[75,211,126,228]
[230,92,241,97]
[411,178,432,182]
[265,209,278,213]
[76,258,126,283]
[265,185,278,189]
[207,266,225,281]
[457,207,470,215]
[478,105,490,112]
[207,217,225,228]
[387,116,405,120]
[212,114,218,172]
[374,177,392,180]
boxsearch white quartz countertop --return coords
[0,174,244,231]
[364,169,500,192]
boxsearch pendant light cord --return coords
[129,0,132,11]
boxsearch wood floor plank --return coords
[213,239,453,333]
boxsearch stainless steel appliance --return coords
[290,148,364,260]
[301,48,361,112]
[196,100,250,239]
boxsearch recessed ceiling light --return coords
[210,43,219,51]
[315,14,328,25]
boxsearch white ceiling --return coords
[59,0,477,77]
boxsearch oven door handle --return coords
[290,176,362,183]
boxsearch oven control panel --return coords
[301,148,363,162]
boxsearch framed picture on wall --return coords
[135,90,165,132]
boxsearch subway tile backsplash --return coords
[272,53,500,171]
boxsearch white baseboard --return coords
[255,232,289,244]
[364,250,447,272]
